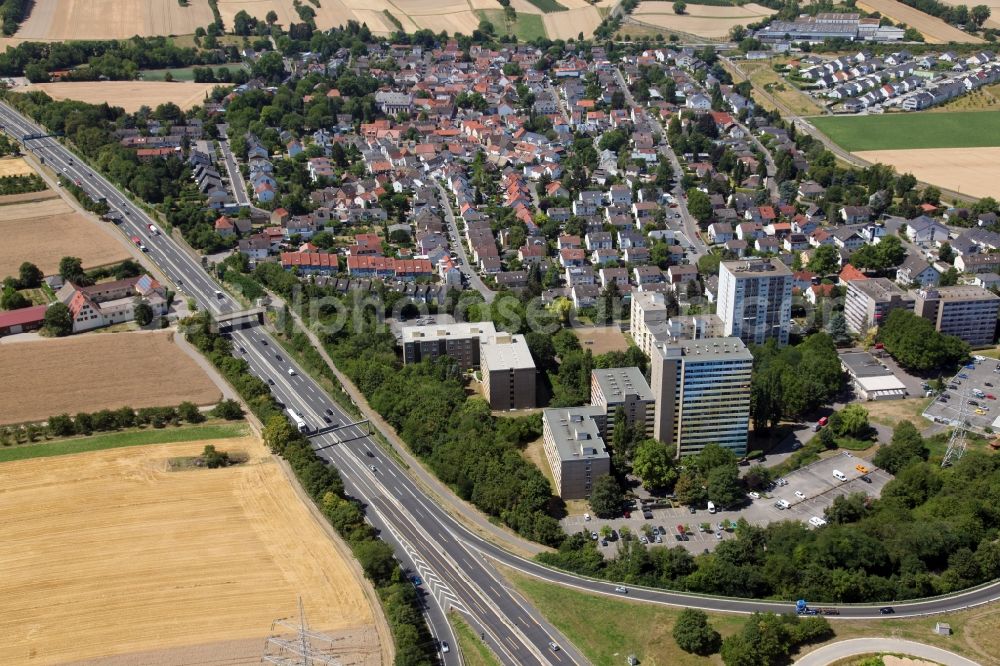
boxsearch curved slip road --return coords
[795,638,982,666]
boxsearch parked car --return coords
[795,491,806,500]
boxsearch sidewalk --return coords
[270,290,546,558]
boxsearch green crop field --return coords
[140,63,246,82]
[525,0,568,12]
[477,10,547,41]
[810,111,1000,151]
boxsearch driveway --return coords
[795,638,979,666]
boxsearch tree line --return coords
[0,400,242,446]
[182,311,439,665]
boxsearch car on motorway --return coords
[238,346,245,353]
[325,408,334,415]
[259,338,268,345]
[267,378,275,385]
[323,416,332,424]
[369,465,377,473]
[366,450,374,457]
[615,586,628,594]
[287,368,296,376]
[879,607,895,614]
[548,642,560,651]
[147,223,159,235]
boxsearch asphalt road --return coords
[435,181,495,303]
[6,99,1000,662]
[216,124,251,207]
[794,638,980,666]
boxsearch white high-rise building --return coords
[650,337,753,458]
[718,258,793,346]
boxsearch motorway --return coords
[5,98,1000,662]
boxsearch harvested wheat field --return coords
[218,0,356,31]
[543,6,603,39]
[630,1,775,38]
[11,81,217,113]
[858,0,984,42]
[0,157,35,177]
[0,331,221,425]
[855,147,1000,200]
[0,195,129,278]
[13,0,215,41]
[0,436,381,665]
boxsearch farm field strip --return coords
[0,157,35,177]
[0,331,221,425]
[810,111,1000,151]
[0,437,377,665]
[0,193,129,277]
[543,5,603,39]
[854,147,1000,199]
[14,0,216,40]
[627,1,775,38]
[11,81,218,113]
[857,0,984,42]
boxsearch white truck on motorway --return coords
[286,408,309,433]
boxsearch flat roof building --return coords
[718,258,793,346]
[913,286,1000,347]
[481,333,536,410]
[844,278,915,334]
[401,321,496,369]
[541,406,611,499]
[591,367,656,440]
[650,337,753,458]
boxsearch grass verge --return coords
[0,422,249,463]
[503,568,1000,665]
[449,611,501,666]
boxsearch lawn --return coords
[504,569,1000,664]
[449,612,500,666]
[525,0,568,11]
[477,9,547,41]
[0,422,249,463]
[140,63,246,82]
[810,111,1000,151]
[865,397,933,428]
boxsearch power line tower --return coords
[261,599,344,666]
[942,385,970,468]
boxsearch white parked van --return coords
[707,501,716,514]
[833,470,847,482]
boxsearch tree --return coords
[1,287,29,310]
[673,0,687,13]
[686,188,713,223]
[706,465,743,508]
[265,9,278,24]
[833,403,869,439]
[177,401,205,423]
[877,308,968,372]
[264,415,295,455]
[971,4,991,27]
[827,312,851,346]
[673,608,722,655]
[589,475,623,519]
[211,399,244,420]
[59,256,85,284]
[18,262,42,288]
[938,242,955,264]
[632,438,678,493]
[44,302,72,336]
[133,300,154,326]
[354,539,397,585]
[873,420,928,474]
[940,267,959,286]
[47,413,75,437]
[674,470,708,507]
[201,444,230,468]
[807,244,840,276]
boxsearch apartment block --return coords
[590,367,655,440]
[541,406,611,499]
[400,321,497,369]
[717,258,793,345]
[844,278,914,334]
[630,291,724,356]
[481,333,537,410]
[650,337,753,458]
[913,286,1000,346]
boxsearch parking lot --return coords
[922,357,1000,432]
[562,452,892,556]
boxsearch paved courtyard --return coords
[562,452,892,555]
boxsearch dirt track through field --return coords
[0,331,221,425]
[855,147,1000,199]
[0,436,379,665]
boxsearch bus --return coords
[286,408,309,433]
